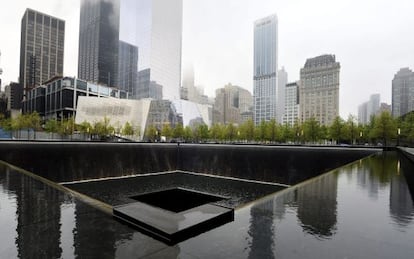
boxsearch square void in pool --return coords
[113,187,234,245]
[130,188,226,213]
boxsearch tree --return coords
[345,115,358,144]
[239,119,255,142]
[59,117,75,138]
[173,123,184,140]
[92,117,113,140]
[224,123,237,141]
[145,125,158,142]
[209,123,224,142]
[303,117,320,143]
[255,120,267,142]
[266,119,279,142]
[44,119,59,139]
[280,123,293,143]
[371,111,397,146]
[122,122,134,136]
[161,123,172,141]
[329,116,344,144]
[192,124,208,142]
[401,112,414,144]
[183,126,193,142]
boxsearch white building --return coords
[283,82,300,126]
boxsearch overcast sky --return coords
[1,0,413,118]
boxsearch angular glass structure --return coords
[253,14,278,125]
[120,0,183,101]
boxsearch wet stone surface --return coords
[63,171,286,209]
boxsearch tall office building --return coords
[358,102,368,125]
[392,68,414,117]
[277,67,288,122]
[283,81,300,126]
[253,14,278,125]
[19,9,65,97]
[358,94,380,124]
[120,0,182,100]
[213,83,253,125]
[300,54,340,126]
[118,40,138,97]
[78,0,120,87]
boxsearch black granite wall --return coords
[0,142,379,185]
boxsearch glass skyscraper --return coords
[78,0,120,88]
[118,40,138,97]
[253,14,278,125]
[120,0,182,101]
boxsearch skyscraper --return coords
[358,94,380,125]
[213,83,253,125]
[19,9,65,96]
[392,68,414,117]
[253,14,278,125]
[118,40,138,97]
[277,67,288,122]
[283,81,300,126]
[120,0,182,100]
[78,0,120,87]
[300,54,340,126]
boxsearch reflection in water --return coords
[390,155,414,228]
[296,172,338,239]
[0,165,63,258]
[248,197,275,259]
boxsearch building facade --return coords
[253,14,278,125]
[213,83,253,125]
[118,40,138,97]
[120,0,182,100]
[392,68,414,117]
[78,0,120,87]
[19,9,65,97]
[23,77,127,120]
[277,67,288,123]
[282,82,300,126]
[358,94,380,124]
[5,82,24,113]
[299,54,340,126]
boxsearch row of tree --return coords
[0,113,139,140]
[1,111,413,145]
[145,111,411,146]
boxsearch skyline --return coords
[1,0,414,118]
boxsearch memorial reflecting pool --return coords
[1,151,414,258]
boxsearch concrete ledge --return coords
[398,147,414,163]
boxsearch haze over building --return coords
[78,0,120,88]
[300,54,340,126]
[253,14,278,125]
[358,94,380,124]
[121,0,182,101]
[19,8,65,97]
[392,68,414,117]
